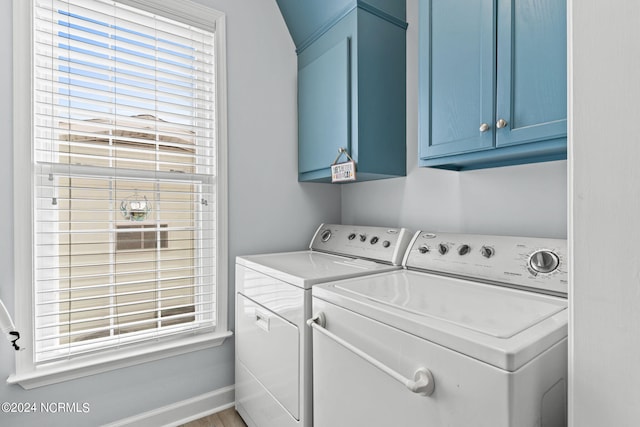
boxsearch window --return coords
[116,224,169,251]
[11,0,228,387]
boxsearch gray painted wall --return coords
[0,1,340,426]
[342,0,567,239]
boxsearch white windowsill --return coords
[6,331,232,390]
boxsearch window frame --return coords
[10,0,230,389]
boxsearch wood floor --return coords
[179,407,247,427]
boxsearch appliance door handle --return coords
[307,313,435,396]
[255,309,271,332]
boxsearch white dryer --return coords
[235,224,412,427]
[309,231,568,427]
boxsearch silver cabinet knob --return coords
[496,119,508,129]
[479,123,490,132]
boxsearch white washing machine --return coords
[235,223,413,427]
[309,231,568,427]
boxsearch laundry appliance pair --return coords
[235,224,567,427]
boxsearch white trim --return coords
[103,385,236,427]
[115,0,222,32]
[566,0,574,424]
[13,0,36,378]
[7,331,231,389]
[11,0,230,387]
[214,14,229,334]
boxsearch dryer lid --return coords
[237,251,399,289]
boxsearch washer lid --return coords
[313,270,568,371]
[236,251,399,289]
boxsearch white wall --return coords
[342,0,567,239]
[569,1,640,425]
[0,1,340,426]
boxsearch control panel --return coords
[309,224,413,266]
[404,231,568,296]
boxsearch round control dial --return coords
[348,233,356,240]
[458,244,470,256]
[418,245,430,254]
[370,236,379,245]
[438,243,448,255]
[320,230,332,242]
[529,250,560,274]
[480,246,494,258]
[359,234,367,242]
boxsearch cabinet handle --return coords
[479,123,490,132]
[496,119,508,129]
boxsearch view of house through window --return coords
[55,117,199,344]
[33,0,218,363]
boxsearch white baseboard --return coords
[104,385,235,427]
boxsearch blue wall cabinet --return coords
[419,0,567,170]
[278,1,408,182]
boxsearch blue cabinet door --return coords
[418,0,567,170]
[298,38,351,176]
[495,0,567,147]
[419,0,496,160]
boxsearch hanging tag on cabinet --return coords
[331,148,356,183]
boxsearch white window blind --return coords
[33,0,217,363]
